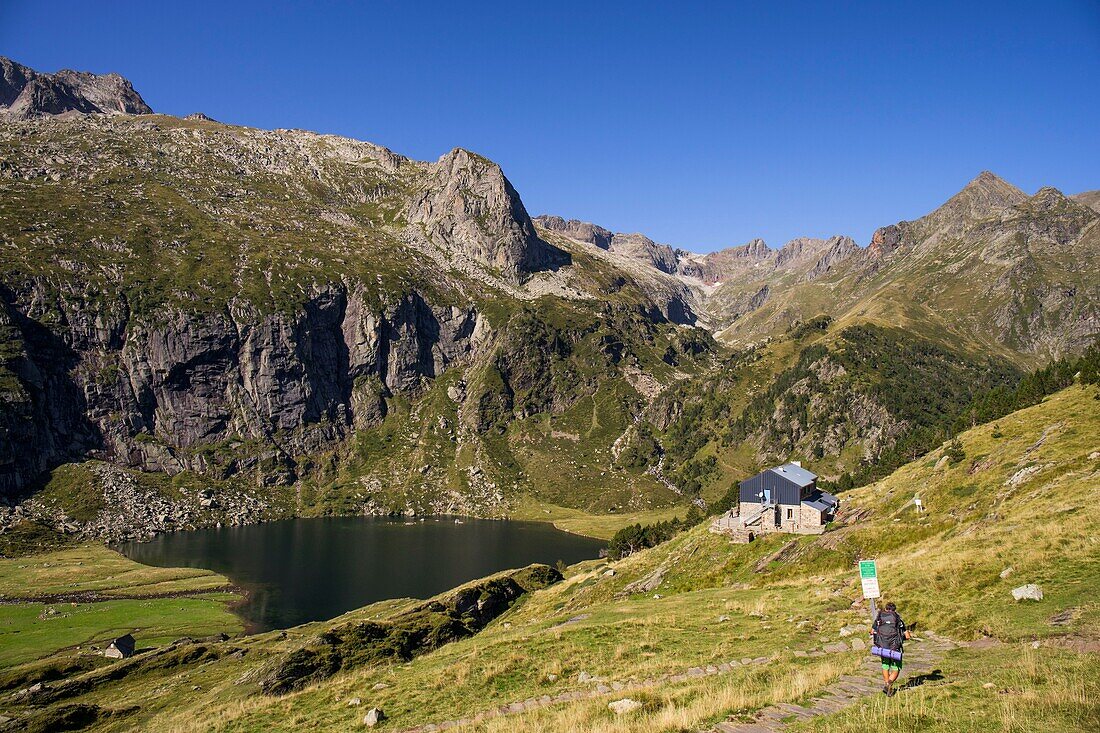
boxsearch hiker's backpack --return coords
[874,610,903,651]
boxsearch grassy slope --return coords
[0,545,242,670]
[5,382,1089,731]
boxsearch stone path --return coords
[389,633,955,732]
[706,632,957,733]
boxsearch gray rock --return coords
[839,624,864,637]
[608,698,643,715]
[1012,584,1043,601]
[363,708,385,726]
[1000,566,1015,579]
[347,697,361,706]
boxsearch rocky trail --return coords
[705,632,957,733]
[371,632,957,732]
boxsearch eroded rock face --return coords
[409,148,557,280]
[0,56,152,119]
[0,282,489,493]
[534,215,614,250]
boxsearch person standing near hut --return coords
[871,601,910,696]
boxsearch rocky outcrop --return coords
[409,148,560,280]
[805,236,859,280]
[0,282,490,493]
[534,215,681,273]
[533,215,613,250]
[2,463,275,543]
[259,565,562,695]
[0,56,151,119]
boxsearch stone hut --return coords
[105,633,136,659]
[733,462,838,534]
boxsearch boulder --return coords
[1012,584,1043,602]
[850,637,867,651]
[608,698,643,715]
[363,708,385,727]
[839,624,864,637]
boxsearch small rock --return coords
[1000,566,1015,579]
[839,624,863,637]
[608,698,642,715]
[982,682,996,689]
[577,671,594,683]
[364,708,385,726]
[371,683,390,690]
[1012,584,1043,602]
[1048,609,1075,626]
[850,638,867,651]
[546,674,558,682]
[652,594,662,599]
[347,697,362,706]
[717,615,731,623]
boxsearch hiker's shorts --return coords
[881,658,903,672]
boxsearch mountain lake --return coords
[117,516,605,631]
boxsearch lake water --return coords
[117,516,605,631]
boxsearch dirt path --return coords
[706,632,957,733]
[386,633,956,732]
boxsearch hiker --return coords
[871,601,910,696]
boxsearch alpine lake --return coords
[117,516,605,631]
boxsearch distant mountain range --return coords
[0,57,1096,531]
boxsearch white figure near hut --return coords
[712,462,839,542]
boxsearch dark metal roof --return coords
[109,634,136,653]
[802,489,839,513]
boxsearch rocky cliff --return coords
[0,56,152,119]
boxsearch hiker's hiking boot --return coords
[887,686,897,697]
[882,685,890,695]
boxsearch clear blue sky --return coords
[2,1,1098,251]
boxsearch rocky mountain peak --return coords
[408,148,555,280]
[925,171,1028,229]
[0,56,152,119]
[533,215,614,250]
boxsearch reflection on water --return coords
[117,516,604,631]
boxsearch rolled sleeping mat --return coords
[871,645,903,662]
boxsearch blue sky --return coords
[2,1,1098,251]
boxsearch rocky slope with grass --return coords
[1,383,1096,732]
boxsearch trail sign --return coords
[859,559,880,599]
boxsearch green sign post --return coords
[859,559,881,623]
